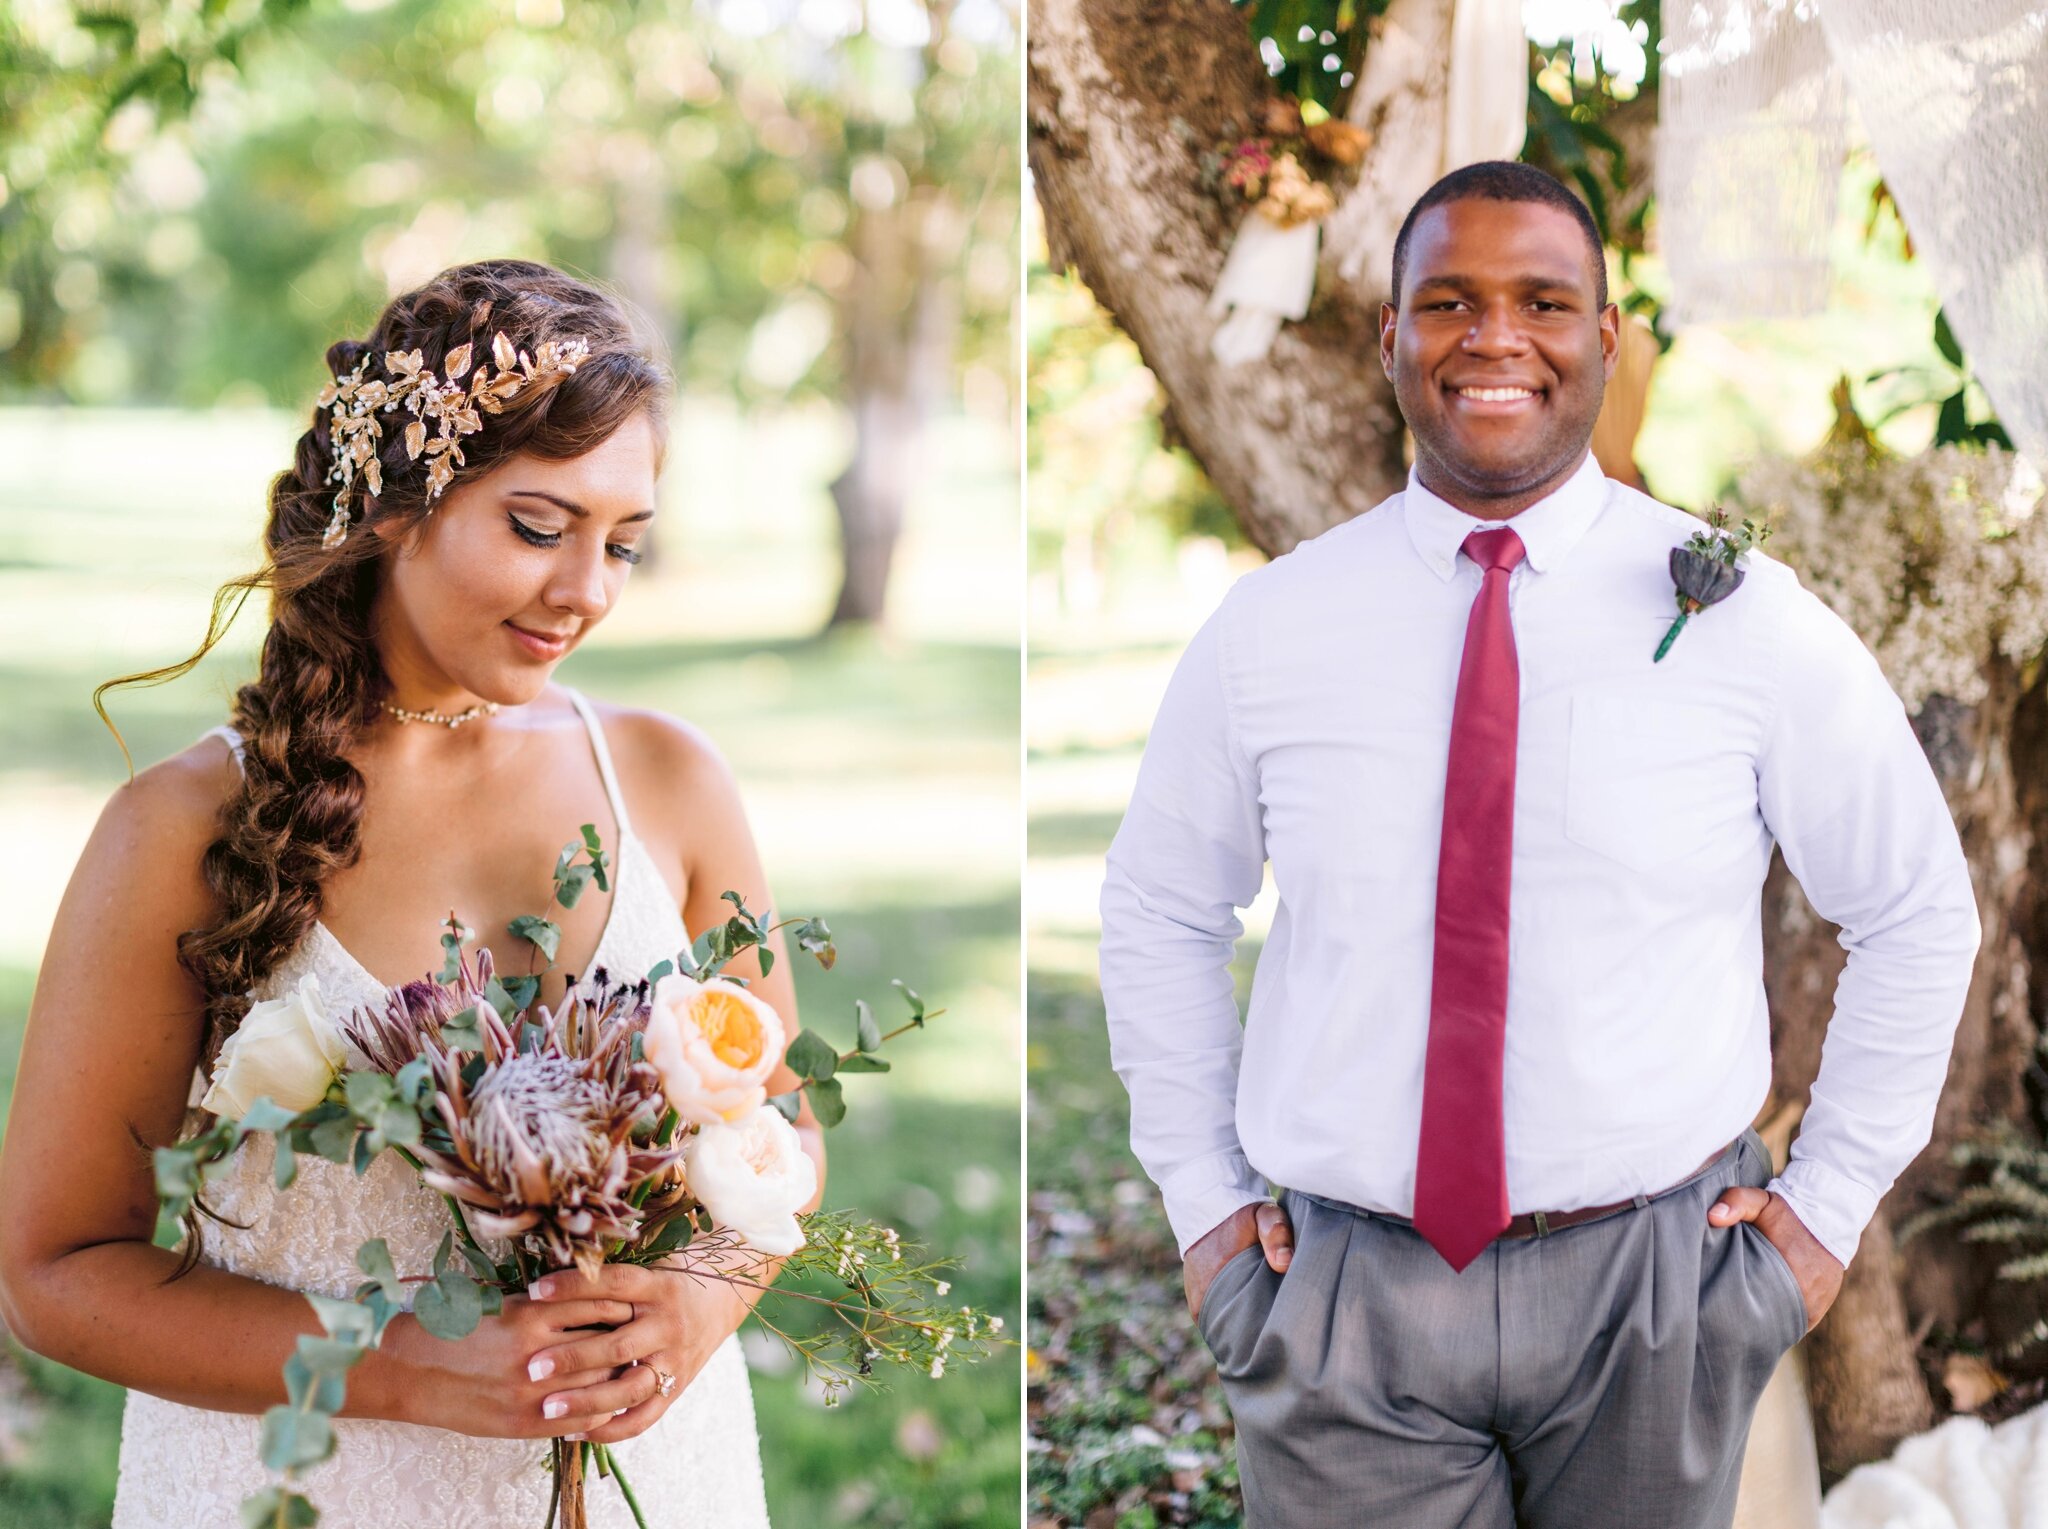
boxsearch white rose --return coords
[644,974,786,1127]
[683,1105,817,1257]
[200,974,348,1117]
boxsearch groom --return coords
[1098,161,1981,1528]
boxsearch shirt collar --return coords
[1402,447,1609,582]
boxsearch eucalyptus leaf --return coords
[259,1404,335,1471]
[282,1351,347,1414]
[855,999,880,1053]
[767,1090,801,1123]
[414,1272,486,1340]
[239,1097,301,1134]
[784,1029,838,1084]
[806,1076,846,1127]
[294,1334,365,1377]
[837,1053,890,1074]
[239,1485,319,1529]
[394,1058,432,1105]
[432,1230,453,1280]
[350,1129,376,1176]
[356,1239,403,1303]
[501,975,540,1014]
[758,945,775,978]
[273,1141,298,1191]
[509,914,562,963]
[306,1293,376,1345]
[892,979,926,1023]
[306,1114,354,1165]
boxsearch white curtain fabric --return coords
[1657,0,2048,468]
[1446,0,1532,167]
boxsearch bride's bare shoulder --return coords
[582,699,745,843]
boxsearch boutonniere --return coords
[1655,507,1771,662]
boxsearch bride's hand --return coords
[520,1257,766,1444]
[382,1291,642,1439]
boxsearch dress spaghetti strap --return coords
[204,724,246,769]
[563,688,634,841]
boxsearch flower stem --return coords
[603,1447,651,1529]
[1653,611,1690,663]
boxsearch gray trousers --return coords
[1195,1128,1808,1528]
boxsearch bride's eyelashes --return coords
[506,512,645,566]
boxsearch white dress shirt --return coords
[1098,447,1982,1269]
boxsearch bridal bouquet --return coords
[155,826,1003,1529]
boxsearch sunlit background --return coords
[0,2,1021,1525]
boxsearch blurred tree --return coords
[0,0,1018,627]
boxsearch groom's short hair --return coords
[1390,161,1609,312]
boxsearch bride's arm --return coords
[0,745,594,1437]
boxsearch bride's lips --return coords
[506,621,574,662]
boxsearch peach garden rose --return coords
[642,972,785,1126]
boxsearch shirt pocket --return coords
[1563,692,1753,874]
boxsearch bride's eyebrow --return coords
[506,489,656,523]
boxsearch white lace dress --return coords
[112,689,772,1528]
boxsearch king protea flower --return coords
[347,958,688,1278]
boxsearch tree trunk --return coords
[826,180,958,628]
[1028,0,1410,557]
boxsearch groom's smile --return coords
[1380,195,1619,517]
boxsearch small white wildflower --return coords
[929,1356,946,1379]
[935,1280,950,1295]
[989,1316,1004,1334]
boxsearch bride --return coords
[0,259,820,1525]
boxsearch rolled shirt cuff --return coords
[1766,1153,1881,1270]
[1157,1148,1271,1256]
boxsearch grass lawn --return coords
[0,402,1021,1527]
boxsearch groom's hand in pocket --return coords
[1184,1201,1293,1321]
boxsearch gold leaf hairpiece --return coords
[319,330,592,549]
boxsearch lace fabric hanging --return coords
[1658,0,2048,468]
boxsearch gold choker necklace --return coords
[380,699,500,729]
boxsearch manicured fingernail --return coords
[529,1280,551,1299]
[529,1357,554,1381]
[614,1407,628,1417]
[544,1399,567,1419]
[564,1433,584,1442]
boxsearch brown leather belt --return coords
[1493,1137,1736,1240]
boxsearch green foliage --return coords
[1899,1105,2048,1360]
[1864,308,2012,451]
[1230,0,1381,116]
[0,2,1016,410]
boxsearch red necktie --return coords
[1413,526,1526,1273]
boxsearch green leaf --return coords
[306,1113,355,1165]
[1935,307,1964,367]
[509,915,562,963]
[500,975,540,1014]
[281,1351,347,1415]
[432,1230,453,1280]
[394,1058,432,1105]
[350,1129,376,1176]
[793,917,836,970]
[806,1076,846,1127]
[240,1097,301,1133]
[645,959,674,985]
[440,928,464,984]
[414,1272,486,1340]
[273,1140,298,1191]
[758,945,775,978]
[306,1293,376,1345]
[837,1053,890,1073]
[767,1090,801,1124]
[356,1239,403,1303]
[459,1239,499,1284]
[641,1212,693,1257]
[892,979,926,1024]
[478,1282,505,1317]
[259,1405,335,1471]
[293,1334,365,1377]
[784,1029,838,1083]
[344,1071,396,1120]
[239,1486,319,1529]
[855,999,881,1053]
[483,977,519,1016]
